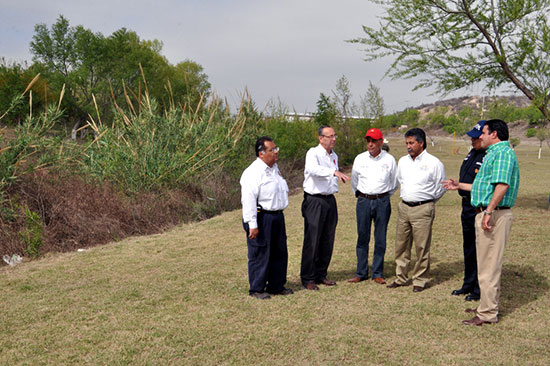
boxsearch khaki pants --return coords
[475,209,513,322]
[394,201,435,288]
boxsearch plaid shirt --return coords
[471,141,519,208]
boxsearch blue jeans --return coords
[355,195,391,279]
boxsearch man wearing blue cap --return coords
[450,121,487,301]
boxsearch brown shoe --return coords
[373,277,386,285]
[462,316,495,326]
[317,278,337,286]
[304,283,319,291]
[348,276,365,283]
[413,286,424,293]
[386,282,404,289]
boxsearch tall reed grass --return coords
[80,90,263,192]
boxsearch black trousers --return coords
[300,193,338,284]
[243,211,288,294]
[461,199,480,296]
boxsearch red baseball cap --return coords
[365,128,383,140]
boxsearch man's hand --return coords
[248,228,259,239]
[335,170,350,183]
[441,178,459,190]
[482,213,493,231]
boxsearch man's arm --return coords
[441,179,473,192]
[482,183,509,231]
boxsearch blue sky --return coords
[1,0,487,113]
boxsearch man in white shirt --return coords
[240,136,293,300]
[349,128,397,285]
[387,128,446,292]
[300,126,350,290]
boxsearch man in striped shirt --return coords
[443,119,519,325]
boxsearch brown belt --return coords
[357,191,389,200]
[475,206,510,214]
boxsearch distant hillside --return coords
[413,95,531,117]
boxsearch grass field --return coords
[1,137,550,365]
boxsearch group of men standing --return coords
[240,120,519,326]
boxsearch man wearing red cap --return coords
[349,128,398,284]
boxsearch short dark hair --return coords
[485,119,509,141]
[318,125,331,136]
[255,136,273,157]
[404,128,426,150]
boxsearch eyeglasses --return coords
[322,135,338,139]
[261,146,279,153]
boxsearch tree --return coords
[359,81,385,123]
[29,15,210,135]
[315,93,339,126]
[351,0,550,124]
[331,75,352,121]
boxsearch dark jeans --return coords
[243,211,288,294]
[355,195,391,279]
[461,199,480,296]
[300,193,337,285]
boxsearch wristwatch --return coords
[483,210,493,215]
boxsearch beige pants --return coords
[474,209,513,322]
[394,201,435,288]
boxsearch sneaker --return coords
[250,292,271,300]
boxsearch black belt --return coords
[304,192,333,198]
[357,191,389,200]
[402,199,434,207]
[475,206,510,214]
[257,206,283,214]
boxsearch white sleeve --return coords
[240,170,259,229]
[305,149,336,178]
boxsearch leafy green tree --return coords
[315,93,339,126]
[351,0,550,123]
[29,15,210,133]
[0,60,54,124]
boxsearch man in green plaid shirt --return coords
[442,119,519,326]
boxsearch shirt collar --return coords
[487,141,510,152]
[369,150,384,160]
[317,144,333,155]
[408,149,427,161]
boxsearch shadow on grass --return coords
[499,264,549,318]
[286,260,399,292]
[515,193,550,210]
[429,259,464,288]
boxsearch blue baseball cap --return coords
[466,120,486,138]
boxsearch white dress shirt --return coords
[397,149,446,202]
[240,158,289,229]
[303,144,339,195]
[351,150,398,195]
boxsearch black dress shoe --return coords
[268,287,294,295]
[465,294,480,301]
[451,288,468,296]
[413,286,424,293]
[387,282,404,289]
[250,292,271,300]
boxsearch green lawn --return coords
[1,137,549,365]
